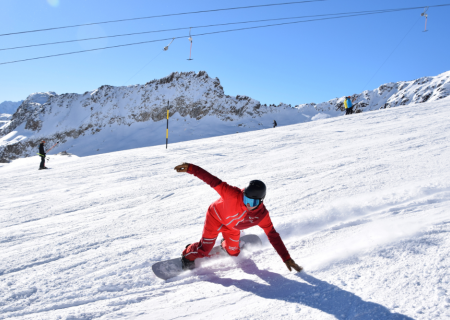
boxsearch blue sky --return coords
[1,0,449,106]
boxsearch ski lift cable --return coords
[123,50,164,85]
[0,11,435,66]
[0,9,395,51]
[123,36,175,88]
[0,0,327,37]
[362,16,422,91]
[0,8,446,66]
[0,5,446,52]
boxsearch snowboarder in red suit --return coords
[174,163,302,272]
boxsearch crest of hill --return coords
[296,70,450,116]
[1,70,450,163]
[0,71,314,162]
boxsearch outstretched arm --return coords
[174,163,222,188]
[174,163,240,199]
[259,214,303,272]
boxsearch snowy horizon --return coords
[1,69,449,165]
[1,95,449,319]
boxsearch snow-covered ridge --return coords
[0,113,12,125]
[1,70,450,162]
[296,70,450,116]
[1,92,56,133]
[0,100,24,132]
[0,100,23,114]
[0,71,316,162]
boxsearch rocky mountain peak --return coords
[1,70,450,163]
[296,70,450,116]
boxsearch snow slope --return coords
[1,96,449,319]
[0,93,55,149]
[0,114,12,130]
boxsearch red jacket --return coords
[188,164,291,262]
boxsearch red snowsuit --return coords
[182,165,291,262]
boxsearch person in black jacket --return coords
[273,120,277,128]
[38,141,47,170]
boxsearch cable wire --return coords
[362,17,422,91]
[1,5,443,52]
[1,6,448,66]
[123,50,164,85]
[0,0,327,37]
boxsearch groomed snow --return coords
[1,97,449,319]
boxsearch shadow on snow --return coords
[206,260,413,320]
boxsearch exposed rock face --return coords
[1,92,56,134]
[296,71,450,115]
[1,70,449,163]
[0,72,312,162]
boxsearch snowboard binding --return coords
[181,244,195,270]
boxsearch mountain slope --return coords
[0,100,23,114]
[0,100,24,130]
[296,70,450,116]
[0,72,316,162]
[1,70,450,163]
[1,96,449,319]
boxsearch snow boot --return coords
[220,239,232,256]
[181,244,195,270]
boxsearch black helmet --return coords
[244,180,266,200]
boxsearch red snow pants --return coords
[182,210,241,261]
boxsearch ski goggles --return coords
[243,194,261,207]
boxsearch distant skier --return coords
[273,120,277,128]
[38,140,47,170]
[344,96,354,115]
[174,163,303,273]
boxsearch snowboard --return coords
[152,234,262,280]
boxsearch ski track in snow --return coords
[1,98,450,319]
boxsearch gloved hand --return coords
[174,163,190,173]
[284,259,303,272]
